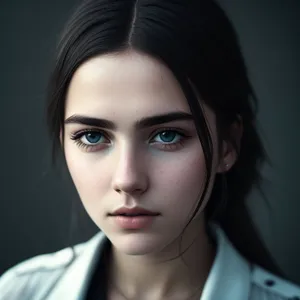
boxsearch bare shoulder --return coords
[250,265,300,300]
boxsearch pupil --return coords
[86,133,101,143]
[160,131,175,143]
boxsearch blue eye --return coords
[153,130,181,144]
[81,132,105,145]
[70,129,111,152]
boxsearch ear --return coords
[217,118,243,173]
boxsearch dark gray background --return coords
[0,0,299,284]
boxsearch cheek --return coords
[160,157,205,189]
[64,147,111,204]
[151,148,207,209]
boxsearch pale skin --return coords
[63,50,241,300]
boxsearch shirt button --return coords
[264,279,275,287]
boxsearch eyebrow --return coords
[64,111,193,130]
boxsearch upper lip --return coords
[109,207,160,216]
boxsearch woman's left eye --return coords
[152,130,182,144]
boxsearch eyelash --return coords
[149,127,190,150]
[70,129,110,151]
[70,127,191,152]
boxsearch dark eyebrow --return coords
[136,112,193,129]
[64,112,193,130]
[64,115,116,130]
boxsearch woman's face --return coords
[64,51,222,255]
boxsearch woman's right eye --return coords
[70,130,110,150]
[81,132,106,145]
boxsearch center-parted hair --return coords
[47,0,283,276]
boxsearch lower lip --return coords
[112,215,157,229]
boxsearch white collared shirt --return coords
[1,226,300,300]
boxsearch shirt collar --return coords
[201,224,252,299]
[47,225,252,300]
[47,233,106,300]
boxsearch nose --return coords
[112,146,148,195]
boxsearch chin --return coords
[108,232,166,256]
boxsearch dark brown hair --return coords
[47,0,283,276]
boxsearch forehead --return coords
[65,51,191,119]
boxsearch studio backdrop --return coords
[0,0,299,284]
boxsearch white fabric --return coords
[0,226,299,300]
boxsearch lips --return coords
[116,213,153,216]
[109,207,160,217]
[108,207,160,229]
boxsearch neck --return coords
[108,219,216,300]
